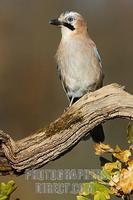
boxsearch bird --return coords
[49,11,105,142]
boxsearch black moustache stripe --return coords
[63,22,75,31]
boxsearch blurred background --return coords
[0,0,133,199]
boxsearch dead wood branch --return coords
[0,83,133,174]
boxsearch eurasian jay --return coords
[49,11,104,142]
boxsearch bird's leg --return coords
[63,97,74,113]
[69,96,74,107]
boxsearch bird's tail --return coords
[83,124,105,143]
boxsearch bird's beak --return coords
[49,18,62,26]
[49,18,75,31]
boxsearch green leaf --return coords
[91,182,109,193]
[0,195,8,200]
[113,150,131,162]
[103,161,121,172]
[6,181,15,195]
[94,191,108,200]
[0,183,6,192]
[80,182,110,196]
[80,183,91,196]
[127,122,133,144]
[77,195,89,200]
[0,181,16,200]
[100,169,111,181]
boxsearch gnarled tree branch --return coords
[0,83,133,174]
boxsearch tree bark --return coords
[0,83,133,174]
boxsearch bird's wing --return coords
[94,47,102,65]
[56,64,73,103]
[56,64,70,100]
[94,46,104,77]
[56,64,61,80]
[92,46,104,88]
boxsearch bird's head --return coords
[49,11,87,36]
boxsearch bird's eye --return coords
[67,17,74,23]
